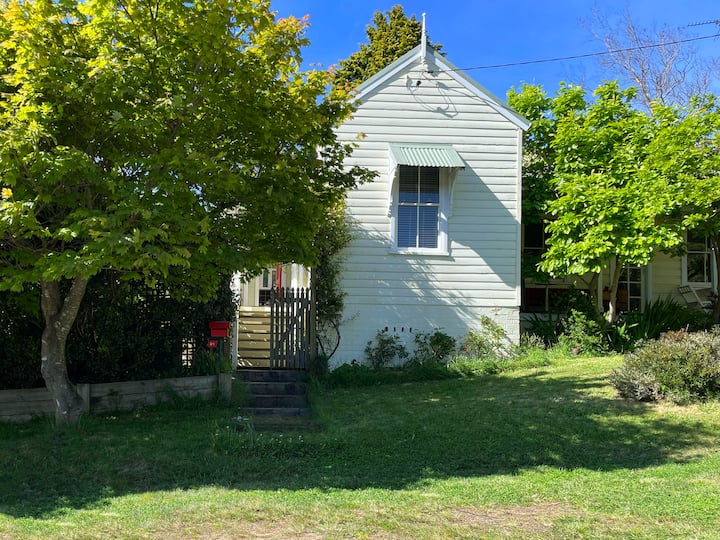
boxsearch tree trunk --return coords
[40,277,89,425]
[605,258,624,324]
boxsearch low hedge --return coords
[610,329,720,403]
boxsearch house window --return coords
[686,231,712,285]
[388,143,462,255]
[258,268,277,306]
[397,165,440,249]
[619,264,643,312]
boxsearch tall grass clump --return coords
[448,317,550,377]
[620,296,712,343]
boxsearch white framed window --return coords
[397,165,440,249]
[392,165,449,254]
[387,143,463,256]
[618,264,643,312]
[685,231,713,286]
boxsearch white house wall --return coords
[333,55,523,365]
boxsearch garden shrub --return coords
[364,329,408,370]
[556,309,609,356]
[403,360,455,381]
[610,329,720,403]
[525,312,563,346]
[459,316,516,359]
[410,329,456,364]
[323,361,390,387]
[448,356,505,376]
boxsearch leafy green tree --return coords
[333,4,441,89]
[649,96,720,320]
[513,81,720,323]
[532,82,688,322]
[0,0,371,423]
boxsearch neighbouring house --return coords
[521,222,717,319]
[236,37,529,368]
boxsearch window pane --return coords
[687,253,708,283]
[418,168,439,204]
[524,223,544,248]
[398,166,418,204]
[397,205,417,248]
[687,230,708,250]
[417,206,438,248]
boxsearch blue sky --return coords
[270,0,720,100]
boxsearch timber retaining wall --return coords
[0,373,232,423]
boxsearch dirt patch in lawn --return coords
[448,502,585,534]
[152,502,586,539]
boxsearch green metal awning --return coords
[389,143,465,168]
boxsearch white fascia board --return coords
[355,46,424,98]
[433,55,531,131]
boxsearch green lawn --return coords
[2,356,720,539]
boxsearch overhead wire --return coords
[442,30,720,73]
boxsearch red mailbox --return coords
[207,339,218,349]
[209,321,231,338]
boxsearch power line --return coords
[446,31,720,72]
[687,19,720,27]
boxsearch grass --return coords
[1,356,720,538]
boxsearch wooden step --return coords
[237,369,309,417]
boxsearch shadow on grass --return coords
[1,364,718,518]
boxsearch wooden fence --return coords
[0,373,232,423]
[269,287,313,369]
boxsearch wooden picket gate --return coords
[269,287,313,369]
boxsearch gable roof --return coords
[355,44,530,131]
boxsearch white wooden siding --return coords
[332,53,523,365]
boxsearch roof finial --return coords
[421,12,427,65]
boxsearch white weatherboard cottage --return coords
[332,35,530,365]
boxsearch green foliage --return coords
[459,316,516,359]
[507,84,557,227]
[1,272,235,387]
[212,417,316,458]
[448,345,551,377]
[0,288,42,389]
[610,329,720,402]
[511,82,720,323]
[620,296,712,343]
[67,272,236,383]
[410,329,456,364]
[557,310,609,356]
[448,357,506,376]
[333,5,442,88]
[314,203,354,359]
[190,351,232,377]
[0,0,369,294]
[364,329,408,370]
[321,361,385,387]
[0,0,373,416]
[307,353,330,379]
[542,83,685,280]
[525,312,564,346]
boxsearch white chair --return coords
[677,285,712,311]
